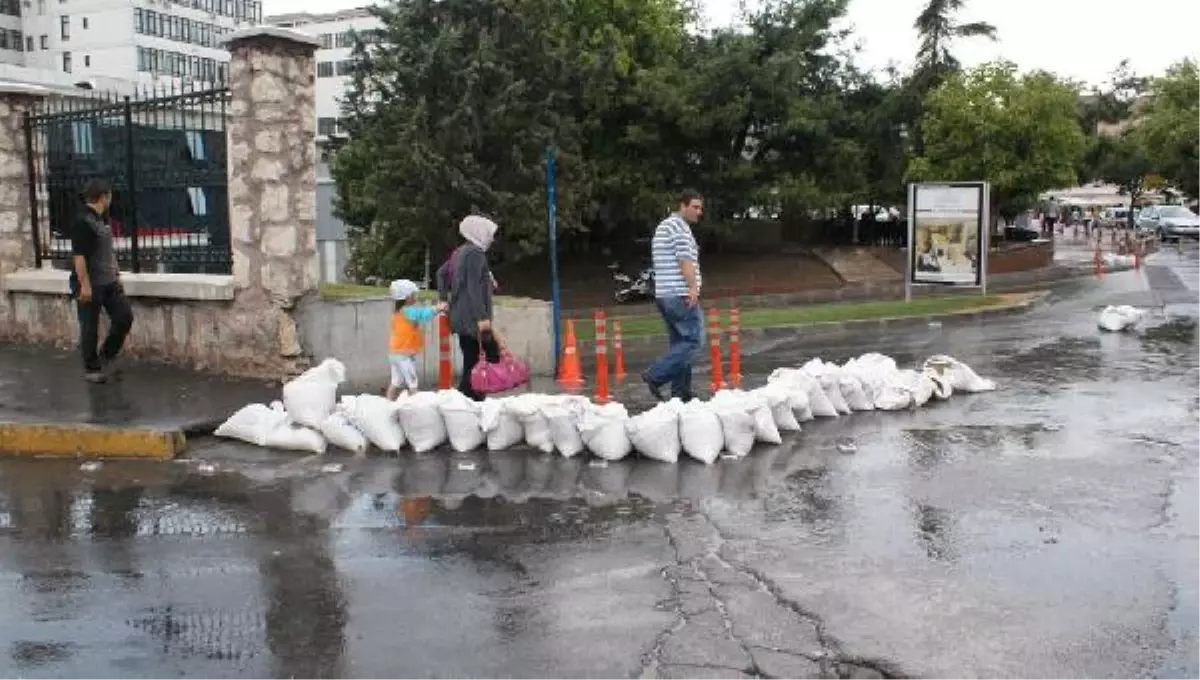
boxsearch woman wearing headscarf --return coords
[437,215,502,401]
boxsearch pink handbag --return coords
[469,346,529,395]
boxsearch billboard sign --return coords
[907,182,989,288]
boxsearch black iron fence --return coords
[23,84,231,274]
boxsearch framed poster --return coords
[906,182,989,292]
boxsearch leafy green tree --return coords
[1094,134,1155,227]
[333,0,596,280]
[912,0,997,83]
[907,61,1088,224]
[1135,58,1199,199]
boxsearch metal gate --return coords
[23,84,232,274]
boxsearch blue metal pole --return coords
[545,146,561,374]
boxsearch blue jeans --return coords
[644,296,702,399]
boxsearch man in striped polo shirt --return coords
[642,190,704,402]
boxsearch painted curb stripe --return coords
[0,422,186,459]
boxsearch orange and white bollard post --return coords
[593,309,609,404]
[437,314,453,390]
[727,307,742,388]
[612,319,626,382]
[706,307,725,393]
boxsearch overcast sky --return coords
[267,0,1200,87]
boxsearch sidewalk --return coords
[0,344,278,458]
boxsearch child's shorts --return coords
[389,354,419,391]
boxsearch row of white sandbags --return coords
[214,354,996,463]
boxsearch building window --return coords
[80,16,86,28]
[35,0,42,14]
[317,117,336,136]
[25,35,33,51]
[71,121,93,155]
[319,32,331,49]
[83,53,88,66]
[334,31,353,48]
[0,0,19,17]
[317,61,333,78]
[187,188,208,216]
[59,15,68,39]
[61,50,71,73]
[39,34,47,49]
[335,59,355,76]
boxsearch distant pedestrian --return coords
[437,215,502,401]
[1040,196,1060,238]
[385,278,446,400]
[642,190,704,403]
[70,178,133,383]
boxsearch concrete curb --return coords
[581,292,1047,354]
[0,422,186,459]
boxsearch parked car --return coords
[1099,206,1132,229]
[1136,204,1200,241]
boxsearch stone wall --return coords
[0,85,42,310]
[298,296,554,390]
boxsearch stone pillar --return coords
[0,84,47,283]
[222,27,321,369]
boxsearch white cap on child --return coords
[389,279,419,301]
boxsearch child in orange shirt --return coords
[387,279,446,400]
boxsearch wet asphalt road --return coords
[0,248,1197,679]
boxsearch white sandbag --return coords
[281,358,346,429]
[839,374,874,411]
[626,400,682,463]
[922,354,997,393]
[678,400,724,465]
[802,359,851,415]
[543,404,586,458]
[713,390,781,444]
[341,394,405,452]
[579,402,633,461]
[1097,304,1144,332]
[924,369,953,400]
[260,403,327,454]
[480,398,524,450]
[320,410,368,454]
[215,403,289,446]
[438,390,486,452]
[753,384,802,432]
[896,369,934,407]
[843,353,896,406]
[769,368,833,418]
[505,394,556,453]
[874,383,912,411]
[712,404,756,458]
[804,379,839,417]
[397,391,447,452]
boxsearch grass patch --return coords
[570,294,1013,340]
[319,282,440,301]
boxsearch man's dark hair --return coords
[678,189,703,206]
[82,178,112,203]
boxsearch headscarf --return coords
[459,215,499,251]
[389,278,419,301]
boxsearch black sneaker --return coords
[84,370,107,384]
[100,355,123,380]
[641,372,666,402]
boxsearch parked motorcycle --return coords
[609,261,655,304]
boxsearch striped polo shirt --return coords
[651,213,701,298]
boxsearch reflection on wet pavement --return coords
[0,256,1197,678]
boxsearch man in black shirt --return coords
[70,179,134,383]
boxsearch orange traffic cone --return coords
[557,320,583,392]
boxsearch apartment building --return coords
[0,0,259,91]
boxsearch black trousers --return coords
[75,282,134,372]
[457,332,500,401]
